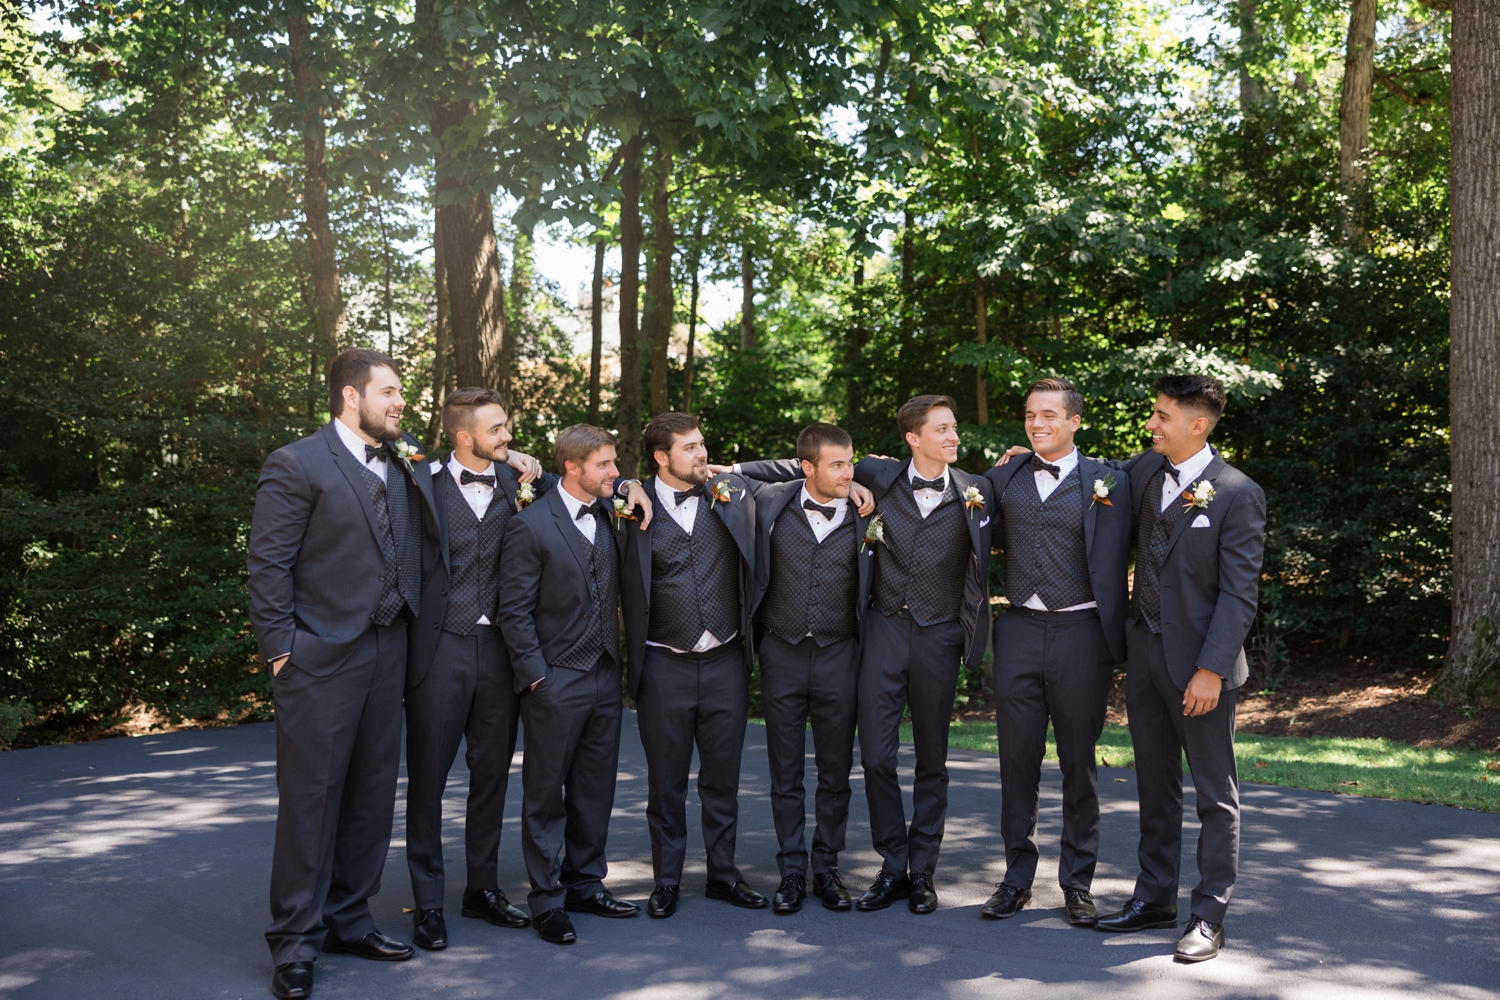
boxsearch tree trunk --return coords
[616,133,644,478]
[739,240,756,351]
[683,212,703,414]
[1339,0,1378,242]
[647,140,675,416]
[975,276,989,426]
[425,210,449,450]
[847,251,865,420]
[510,212,534,338]
[1237,0,1263,115]
[588,238,605,426]
[286,13,345,356]
[1436,0,1500,707]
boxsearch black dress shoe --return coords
[812,869,852,911]
[461,887,531,928]
[566,887,641,918]
[907,874,939,914]
[412,908,447,950]
[773,874,807,914]
[1095,897,1178,932]
[321,929,414,961]
[533,908,577,945]
[706,878,770,909]
[647,884,679,918]
[271,961,314,999]
[980,883,1031,919]
[1064,889,1098,927]
[855,871,911,911]
[1175,917,1224,962]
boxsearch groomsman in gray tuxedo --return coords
[248,349,438,999]
[979,378,1132,927]
[1095,374,1265,965]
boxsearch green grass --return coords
[902,719,1500,813]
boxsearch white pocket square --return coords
[1191,514,1211,528]
[979,517,990,528]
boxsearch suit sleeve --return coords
[494,516,550,691]
[246,448,312,666]
[533,471,561,498]
[735,458,804,483]
[1196,484,1267,680]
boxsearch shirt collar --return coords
[1033,446,1079,478]
[1173,444,1215,484]
[906,460,950,490]
[655,475,699,510]
[799,483,848,517]
[334,418,380,465]
[448,454,497,486]
[559,485,594,519]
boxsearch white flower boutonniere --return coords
[862,513,885,553]
[391,439,424,473]
[612,497,637,521]
[708,478,740,509]
[516,481,536,508]
[1182,480,1216,510]
[1091,473,1117,508]
[962,484,984,519]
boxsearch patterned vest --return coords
[1130,468,1185,633]
[871,476,970,626]
[648,502,741,651]
[357,459,421,625]
[1000,466,1094,610]
[552,507,621,671]
[440,472,511,634]
[761,501,859,647]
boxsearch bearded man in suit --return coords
[249,349,438,999]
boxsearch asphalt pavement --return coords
[2,713,1497,999]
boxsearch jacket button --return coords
[441,589,448,596]
[434,623,439,629]
[378,575,386,582]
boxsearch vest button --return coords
[378,575,386,582]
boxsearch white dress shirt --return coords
[445,455,496,519]
[907,461,950,518]
[1020,446,1097,613]
[1160,444,1214,512]
[334,417,386,484]
[647,476,733,653]
[788,485,848,543]
[559,485,599,544]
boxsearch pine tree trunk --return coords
[285,13,345,357]
[1436,0,1500,707]
[425,210,449,450]
[739,241,755,351]
[683,211,703,414]
[648,139,675,416]
[616,133,644,478]
[847,252,865,420]
[589,238,605,426]
[975,276,989,426]
[1339,0,1378,241]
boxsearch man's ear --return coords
[341,385,361,413]
[800,458,816,479]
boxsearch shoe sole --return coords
[908,901,938,914]
[320,943,413,962]
[706,892,769,909]
[980,893,1032,920]
[564,904,641,918]
[855,890,910,912]
[647,908,676,918]
[460,908,530,928]
[820,899,853,911]
[538,934,577,945]
[413,938,447,950]
[1066,914,1098,928]
[1095,918,1179,933]
[1174,948,1219,963]
[774,902,804,914]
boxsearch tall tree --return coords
[740,240,755,350]
[1237,0,1263,114]
[1436,0,1500,705]
[588,238,606,425]
[647,137,675,415]
[1339,0,1378,241]
[616,132,644,476]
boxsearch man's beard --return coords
[812,473,850,499]
[472,439,508,464]
[578,471,614,499]
[669,456,710,486]
[358,398,401,442]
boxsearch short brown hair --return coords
[328,347,400,416]
[553,424,617,473]
[643,412,700,474]
[796,422,853,466]
[442,387,505,438]
[1154,374,1226,425]
[896,394,958,439]
[1025,377,1083,419]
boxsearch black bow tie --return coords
[911,475,945,493]
[1030,454,1061,480]
[576,501,601,521]
[803,498,836,519]
[460,469,495,487]
[672,488,700,506]
[1162,460,1181,485]
[364,444,389,463]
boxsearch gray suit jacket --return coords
[738,456,995,669]
[618,473,757,698]
[1126,448,1266,690]
[247,421,441,676]
[985,451,1133,663]
[746,479,875,650]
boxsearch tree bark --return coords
[1436,0,1500,707]
[975,276,989,426]
[425,210,449,450]
[683,212,704,414]
[1339,0,1378,241]
[739,240,755,351]
[648,139,675,415]
[615,132,644,478]
[286,12,345,357]
[588,238,605,426]
[847,251,865,420]
[1237,0,1263,115]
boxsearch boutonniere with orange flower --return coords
[708,478,740,509]
[962,484,984,519]
[611,497,637,521]
[391,439,424,474]
[1182,480,1216,510]
[516,481,535,508]
[861,514,885,553]
[1091,473,1117,508]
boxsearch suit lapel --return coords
[1079,453,1099,557]
[1161,450,1225,563]
[322,422,385,550]
[1132,451,1161,519]
[494,461,522,513]
[547,487,595,581]
[710,475,755,565]
[635,476,658,607]
[950,466,984,560]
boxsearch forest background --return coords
[0,0,1471,745]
